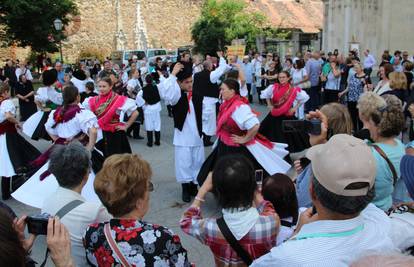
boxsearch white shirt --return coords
[42,187,111,267]
[135,90,162,113]
[0,99,15,123]
[15,67,33,81]
[82,97,137,123]
[71,77,86,93]
[251,204,404,267]
[158,75,203,147]
[363,54,376,69]
[45,108,99,139]
[210,57,231,84]
[35,86,63,105]
[291,68,308,86]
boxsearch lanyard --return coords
[290,224,364,241]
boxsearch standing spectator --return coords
[384,71,408,103]
[363,49,376,78]
[262,173,299,245]
[373,64,393,95]
[264,61,278,87]
[4,59,17,96]
[15,61,33,82]
[181,155,280,266]
[339,63,371,131]
[305,51,322,112]
[284,58,293,74]
[252,52,263,104]
[97,60,116,79]
[402,51,412,65]
[42,142,111,267]
[84,154,190,266]
[357,93,408,211]
[90,60,101,79]
[393,56,403,72]
[80,81,97,103]
[403,61,414,91]
[55,62,65,84]
[291,59,309,119]
[241,55,254,102]
[321,54,341,104]
[252,134,414,266]
[15,74,37,121]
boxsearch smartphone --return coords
[311,206,317,215]
[299,157,311,169]
[282,119,321,135]
[255,169,264,187]
[26,214,50,235]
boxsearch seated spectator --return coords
[262,173,299,245]
[252,134,414,266]
[42,142,111,266]
[0,208,75,267]
[357,92,409,211]
[181,154,280,266]
[351,253,414,267]
[83,154,190,266]
[295,103,353,207]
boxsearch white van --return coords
[146,48,167,63]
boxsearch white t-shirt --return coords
[291,68,308,86]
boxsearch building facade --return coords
[323,0,414,61]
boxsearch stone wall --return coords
[1,0,202,63]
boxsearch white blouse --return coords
[0,100,16,123]
[45,108,99,139]
[260,84,309,103]
[231,104,259,130]
[35,86,63,105]
[82,97,137,123]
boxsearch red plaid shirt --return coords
[180,201,279,267]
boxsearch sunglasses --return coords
[148,181,154,192]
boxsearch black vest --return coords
[172,91,203,137]
[193,69,220,98]
[142,85,161,105]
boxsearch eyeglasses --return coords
[148,181,154,192]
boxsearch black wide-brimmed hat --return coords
[72,69,87,81]
[42,69,58,86]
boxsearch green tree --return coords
[191,0,268,55]
[0,0,78,52]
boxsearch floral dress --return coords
[83,219,190,267]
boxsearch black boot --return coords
[1,177,11,200]
[133,123,144,140]
[154,131,160,146]
[146,131,153,147]
[126,125,133,138]
[189,182,198,197]
[203,134,214,147]
[181,183,191,203]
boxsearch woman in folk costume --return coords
[197,78,291,185]
[136,74,162,147]
[259,70,310,155]
[23,69,62,141]
[12,85,102,208]
[83,76,138,157]
[0,83,40,200]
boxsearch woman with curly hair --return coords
[357,92,409,211]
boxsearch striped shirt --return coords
[251,204,400,267]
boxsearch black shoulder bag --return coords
[39,199,84,267]
[371,144,398,186]
[216,217,253,265]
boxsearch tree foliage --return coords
[191,0,268,55]
[0,0,78,52]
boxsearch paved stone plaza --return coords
[4,100,272,266]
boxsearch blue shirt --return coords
[296,164,313,208]
[57,70,65,84]
[305,59,322,87]
[371,139,411,211]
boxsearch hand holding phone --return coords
[26,213,50,235]
[255,169,264,190]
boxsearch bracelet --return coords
[195,196,205,202]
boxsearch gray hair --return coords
[351,253,414,267]
[48,141,91,189]
[202,60,213,71]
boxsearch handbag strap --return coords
[216,217,253,265]
[104,223,132,267]
[371,144,398,186]
[39,199,84,267]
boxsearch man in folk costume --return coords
[193,51,230,146]
[158,62,204,202]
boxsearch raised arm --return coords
[158,63,183,105]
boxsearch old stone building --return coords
[323,0,414,61]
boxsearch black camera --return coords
[282,118,321,135]
[26,213,51,235]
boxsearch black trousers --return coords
[304,85,321,112]
[348,101,363,131]
[323,89,339,104]
[246,83,252,102]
